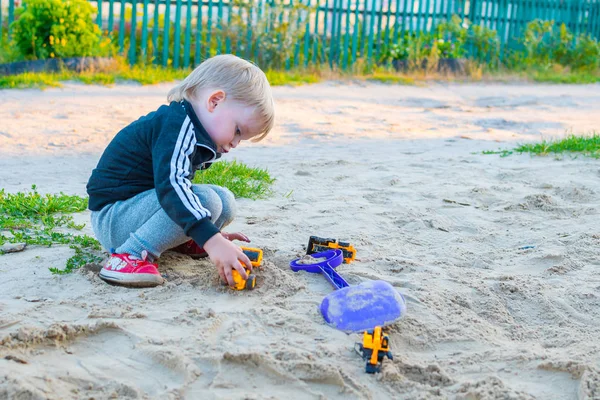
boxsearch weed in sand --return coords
[192,160,276,200]
[0,186,102,273]
[483,133,600,158]
[514,134,600,158]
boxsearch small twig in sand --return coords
[0,320,21,330]
[5,355,28,364]
[443,199,472,206]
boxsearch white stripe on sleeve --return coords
[169,116,212,220]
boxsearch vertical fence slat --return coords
[384,0,393,57]
[402,0,411,34]
[183,0,192,67]
[336,0,344,65]
[217,0,224,54]
[303,0,311,66]
[278,0,286,69]
[376,0,385,59]
[292,0,301,67]
[195,0,203,65]
[108,0,115,35]
[351,0,359,65]
[206,0,213,59]
[129,0,137,64]
[360,0,368,55]
[152,0,159,63]
[367,0,376,63]
[174,0,182,68]
[508,0,517,41]
[141,0,149,61]
[424,0,431,32]
[0,0,3,44]
[311,0,320,64]
[118,0,126,53]
[593,0,600,40]
[394,0,401,41]
[322,0,330,63]
[163,0,171,66]
[226,0,232,54]
[328,0,337,66]
[8,0,15,38]
[97,0,103,28]
[343,0,351,68]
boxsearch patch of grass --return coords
[483,134,600,159]
[481,149,514,157]
[265,70,322,86]
[0,186,103,273]
[365,73,416,85]
[192,160,275,200]
[0,72,64,89]
[0,61,191,89]
[531,70,600,84]
[117,64,191,85]
[514,134,600,157]
[0,185,88,230]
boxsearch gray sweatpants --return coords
[91,185,236,261]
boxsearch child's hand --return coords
[221,232,251,243]
[204,233,252,286]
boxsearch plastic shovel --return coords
[290,250,406,333]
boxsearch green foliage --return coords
[0,185,103,274]
[380,16,499,71]
[483,134,600,159]
[366,73,415,85]
[571,34,600,71]
[192,160,275,200]
[436,16,468,59]
[0,72,64,89]
[10,0,111,60]
[0,62,190,89]
[531,69,600,83]
[514,134,600,158]
[386,38,410,61]
[265,69,321,86]
[510,20,600,71]
[467,23,500,66]
[0,185,87,230]
[218,0,309,69]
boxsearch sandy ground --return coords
[1,81,600,400]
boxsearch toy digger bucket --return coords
[290,250,406,333]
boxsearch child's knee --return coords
[208,185,237,225]
[191,185,224,218]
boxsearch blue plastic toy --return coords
[290,250,406,332]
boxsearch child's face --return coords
[197,90,261,154]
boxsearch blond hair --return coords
[167,54,274,141]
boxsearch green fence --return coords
[1,0,599,69]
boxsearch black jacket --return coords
[87,99,222,246]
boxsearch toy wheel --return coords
[365,364,379,374]
[245,274,256,290]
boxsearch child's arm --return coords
[151,116,252,285]
[204,234,252,284]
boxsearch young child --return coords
[86,54,274,288]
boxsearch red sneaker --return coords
[170,240,208,259]
[99,252,164,287]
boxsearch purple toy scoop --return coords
[290,250,406,332]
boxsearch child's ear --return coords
[207,90,226,112]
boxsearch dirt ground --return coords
[1,81,600,399]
